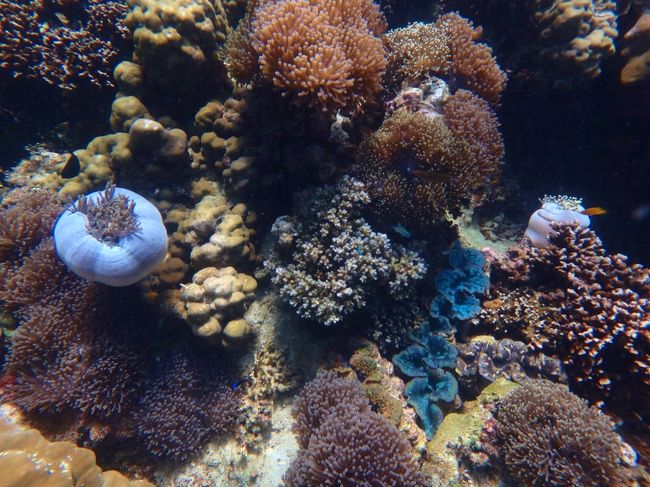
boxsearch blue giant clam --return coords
[54,185,167,286]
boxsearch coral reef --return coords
[492,224,650,421]
[357,84,503,231]
[124,0,230,93]
[494,380,628,486]
[524,194,590,248]
[285,371,426,486]
[265,176,426,326]
[384,14,507,103]
[0,416,153,487]
[225,0,387,114]
[0,0,131,92]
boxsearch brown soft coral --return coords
[357,96,502,229]
[384,13,506,104]
[225,0,387,113]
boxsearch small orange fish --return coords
[580,207,607,216]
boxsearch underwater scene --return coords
[0,0,649,485]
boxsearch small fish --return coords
[392,223,412,239]
[580,207,607,216]
[60,152,80,179]
[231,377,252,390]
[410,169,451,184]
[356,244,363,256]
[631,203,650,221]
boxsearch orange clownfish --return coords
[580,207,607,216]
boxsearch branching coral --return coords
[285,371,426,486]
[225,0,387,113]
[0,0,130,92]
[265,176,427,326]
[492,224,650,421]
[384,13,507,104]
[494,380,627,486]
[357,95,503,230]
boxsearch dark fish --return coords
[60,152,80,179]
[410,169,451,184]
[632,203,650,221]
[392,223,412,239]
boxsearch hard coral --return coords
[0,417,152,487]
[225,0,387,113]
[285,371,426,487]
[125,0,230,93]
[494,224,650,421]
[0,0,130,92]
[494,380,627,486]
[265,176,427,326]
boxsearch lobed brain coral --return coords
[225,0,387,113]
[494,380,627,486]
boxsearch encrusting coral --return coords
[494,380,628,486]
[0,0,131,92]
[0,417,153,487]
[265,176,427,326]
[225,0,387,114]
[492,223,650,422]
[284,371,427,487]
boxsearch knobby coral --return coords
[265,176,427,326]
[492,224,650,421]
[225,0,387,113]
[494,380,627,486]
[284,371,426,486]
[0,0,130,92]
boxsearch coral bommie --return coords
[494,380,627,486]
[225,0,387,113]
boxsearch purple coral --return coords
[285,371,426,487]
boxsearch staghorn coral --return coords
[0,0,130,92]
[384,13,507,104]
[0,417,152,487]
[492,224,650,421]
[125,0,230,93]
[285,371,426,487]
[265,176,427,326]
[357,94,503,230]
[494,380,627,486]
[225,0,387,113]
